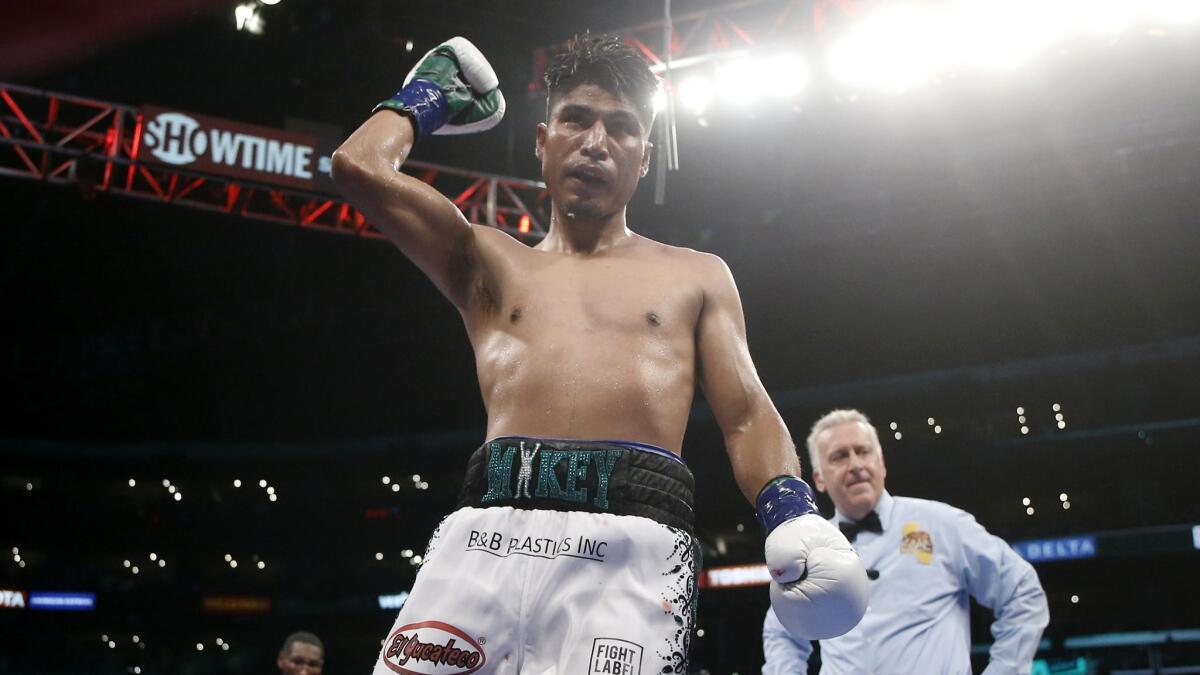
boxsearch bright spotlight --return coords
[1079,0,1138,37]
[234,3,263,35]
[951,0,1063,70]
[677,75,714,114]
[770,52,809,98]
[830,5,947,90]
[715,57,761,107]
[1150,0,1200,23]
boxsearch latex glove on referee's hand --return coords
[373,36,506,138]
[758,476,869,639]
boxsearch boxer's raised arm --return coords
[332,112,478,307]
[332,37,506,309]
[693,253,798,505]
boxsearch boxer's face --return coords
[813,421,887,521]
[277,642,323,675]
[536,83,653,222]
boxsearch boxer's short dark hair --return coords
[544,32,659,125]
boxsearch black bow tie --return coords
[839,511,883,542]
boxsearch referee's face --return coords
[814,421,887,521]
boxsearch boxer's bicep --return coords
[695,259,756,428]
[695,256,798,503]
[332,111,483,308]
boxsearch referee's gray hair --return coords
[806,409,881,475]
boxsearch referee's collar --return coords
[833,490,894,531]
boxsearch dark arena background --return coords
[3,1,1200,673]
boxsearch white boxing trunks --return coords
[372,436,698,675]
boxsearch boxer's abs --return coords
[474,317,697,454]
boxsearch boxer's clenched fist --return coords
[374,36,505,137]
[758,476,870,639]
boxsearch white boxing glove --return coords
[758,476,869,639]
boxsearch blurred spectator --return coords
[277,631,323,675]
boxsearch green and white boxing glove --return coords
[373,36,506,138]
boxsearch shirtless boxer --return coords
[332,33,868,674]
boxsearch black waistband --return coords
[457,436,695,534]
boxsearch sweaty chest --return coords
[503,261,702,336]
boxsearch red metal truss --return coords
[530,0,867,89]
[0,82,550,241]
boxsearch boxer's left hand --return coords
[758,476,869,639]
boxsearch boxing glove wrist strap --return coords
[756,475,819,535]
[373,78,450,138]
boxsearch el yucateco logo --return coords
[141,111,315,180]
[381,621,485,675]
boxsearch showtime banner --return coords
[138,105,336,192]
